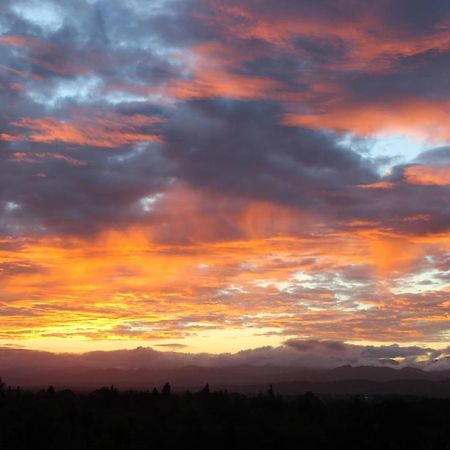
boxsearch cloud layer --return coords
[0,0,448,352]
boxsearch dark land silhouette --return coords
[1,377,450,450]
[2,363,450,396]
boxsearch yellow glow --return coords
[0,190,449,352]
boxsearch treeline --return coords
[0,379,449,449]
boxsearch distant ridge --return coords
[2,364,450,396]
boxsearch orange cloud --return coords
[0,1,449,355]
[360,231,428,274]
[358,182,395,190]
[284,100,450,141]
[404,164,450,186]
[0,35,90,76]
[167,69,284,100]
[3,113,164,148]
[0,187,448,350]
[125,42,289,101]
[0,133,18,142]
[211,2,450,72]
[0,35,54,52]
[174,41,286,100]
[183,5,450,140]
[9,152,86,167]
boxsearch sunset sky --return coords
[0,0,449,356]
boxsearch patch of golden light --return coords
[0,202,449,351]
[167,327,285,354]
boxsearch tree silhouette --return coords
[0,383,447,449]
[162,382,171,397]
[47,385,56,395]
[200,383,210,396]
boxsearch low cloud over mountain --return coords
[1,340,449,391]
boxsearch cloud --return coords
[0,222,448,347]
[4,112,164,148]
[284,100,450,142]
[285,339,349,353]
[0,0,448,352]
[9,151,86,166]
[404,164,450,186]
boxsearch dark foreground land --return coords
[1,381,450,450]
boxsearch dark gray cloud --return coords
[415,147,450,164]
[0,0,449,238]
[165,99,375,204]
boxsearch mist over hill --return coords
[1,341,449,395]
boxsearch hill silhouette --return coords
[2,363,450,396]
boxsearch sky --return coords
[0,0,449,358]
